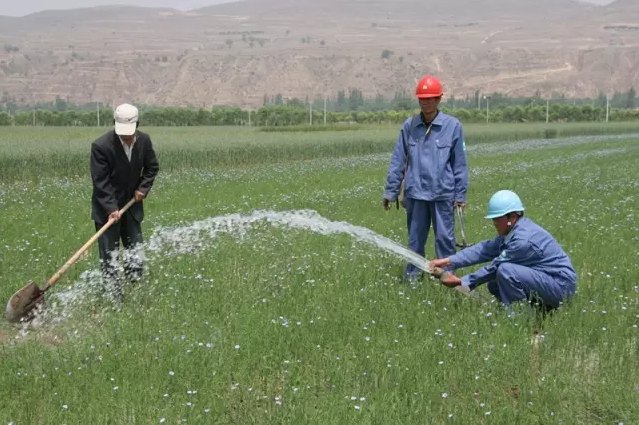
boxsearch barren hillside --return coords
[0,0,637,108]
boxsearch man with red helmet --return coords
[382,75,469,281]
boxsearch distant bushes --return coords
[1,104,639,127]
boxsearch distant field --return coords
[0,122,638,423]
[0,121,638,182]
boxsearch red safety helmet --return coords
[415,75,443,98]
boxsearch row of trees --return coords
[1,103,638,127]
[262,87,639,113]
[2,87,638,116]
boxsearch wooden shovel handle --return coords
[43,197,137,291]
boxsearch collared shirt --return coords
[119,135,136,162]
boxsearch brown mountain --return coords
[0,0,637,108]
[605,0,637,11]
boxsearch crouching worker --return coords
[428,190,577,311]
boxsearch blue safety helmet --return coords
[485,190,525,219]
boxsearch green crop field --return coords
[0,122,638,424]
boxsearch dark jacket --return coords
[90,129,159,224]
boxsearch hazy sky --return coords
[0,0,616,18]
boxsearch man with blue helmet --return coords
[382,75,469,281]
[428,190,577,310]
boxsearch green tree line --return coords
[2,87,637,115]
[0,104,638,127]
[265,87,638,112]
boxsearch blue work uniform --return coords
[383,111,469,280]
[448,217,577,308]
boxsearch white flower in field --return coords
[62,405,68,410]
[442,393,448,398]
[160,419,166,424]
[234,345,240,349]
[169,371,174,376]
[439,361,444,365]
[365,337,370,342]
[113,386,118,391]
[354,405,360,410]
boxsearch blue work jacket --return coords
[449,217,578,288]
[383,111,469,203]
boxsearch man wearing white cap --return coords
[90,103,159,301]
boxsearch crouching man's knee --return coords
[495,262,568,309]
[495,262,518,283]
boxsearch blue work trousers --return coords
[404,198,456,280]
[483,263,575,308]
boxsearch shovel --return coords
[4,198,136,323]
[455,205,473,249]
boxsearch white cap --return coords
[114,103,139,136]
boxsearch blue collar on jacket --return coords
[415,110,445,128]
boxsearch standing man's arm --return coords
[90,142,119,222]
[451,122,469,209]
[382,120,410,209]
[135,136,160,202]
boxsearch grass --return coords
[0,121,637,182]
[0,123,638,423]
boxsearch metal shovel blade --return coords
[5,281,45,323]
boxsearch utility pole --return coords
[248,109,252,127]
[32,109,35,126]
[484,95,491,124]
[546,98,549,124]
[97,102,100,127]
[606,96,610,122]
[309,101,313,125]
[323,96,327,125]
